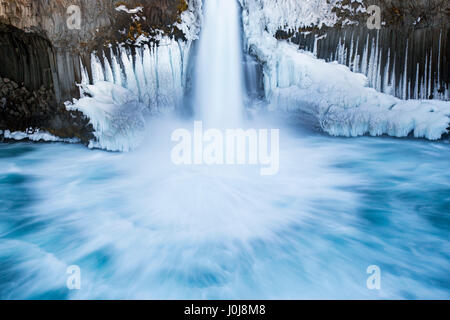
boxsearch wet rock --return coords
[0,76,94,143]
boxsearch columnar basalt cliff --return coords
[272,0,449,100]
[240,0,449,140]
[0,0,197,142]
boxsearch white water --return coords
[194,0,245,128]
[1,119,449,299]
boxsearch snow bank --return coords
[66,82,147,152]
[241,0,450,140]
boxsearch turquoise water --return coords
[0,118,449,299]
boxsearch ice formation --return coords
[314,28,448,100]
[1,129,79,143]
[64,0,449,151]
[67,37,192,152]
[66,0,202,152]
[240,0,365,35]
[240,0,450,140]
[83,38,192,113]
[66,82,147,152]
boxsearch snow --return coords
[66,81,147,152]
[2,129,79,143]
[239,0,365,36]
[241,0,450,140]
[115,5,143,14]
[176,0,203,41]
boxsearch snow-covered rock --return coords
[176,0,203,41]
[239,0,365,36]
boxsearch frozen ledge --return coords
[241,3,450,140]
[262,41,450,140]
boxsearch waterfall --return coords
[194,0,245,128]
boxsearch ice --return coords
[2,129,79,143]
[82,38,191,114]
[176,0,203,41]
[239,0,365,36]
[241,0,450,140]
[67,0,203,152]
[68,37,195,151]
[66,82,147,152]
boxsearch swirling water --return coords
[0,115,449,300]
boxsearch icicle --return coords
[110,52,121,87]
[367,37,376,87]
[143,44,157,109]
[403,40,408,99]
[91,52,105,84]
[383,48,390,94]
[414,63,419,99]
[392,53,397,97]
[102,51,114,84]
[436,30,442,99]
[348,33,354,71]
[361,35,369,76]
[353,38,360,73]
[80,58,89,86]
[120,46,138,96]
[134,48,146,101]
[428,49,432,99]
[374,31,381,92]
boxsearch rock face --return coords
[275,0,449,100]
[0,23,94,141]
[0,0,190,141]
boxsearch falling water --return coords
[194,0,245,128]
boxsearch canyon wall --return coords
[271,0,449,100]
